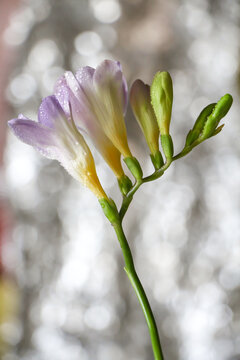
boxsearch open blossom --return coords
[55,60,132,166]
[8,96,107,199]
[55,70,124,178]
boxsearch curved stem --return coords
[113,221,165,360]
[143,159,172,183]
[119,160,172,220]
[172,147,192,161]
[119,180,143,220]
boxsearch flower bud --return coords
[201,94,233,139]
[130,80,160,156]
[150,71,173,135]
[185,103,216,146]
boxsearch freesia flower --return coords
[55,60,132,164]
[55,70,124,179]
[8,95,107,200]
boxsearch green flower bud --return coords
[185,103,216,146]
[150,71,173,135]
[130,79,160,156]
[201,94,233,139]
[124,157,143,181]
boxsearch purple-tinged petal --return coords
[38,95,67,129]
[57,72,96,132]
[8,100,107,199]
[18,114,30,120]
[56,71,124,177]
[94,60,122,89]
[75,66,95,90]
[63,71,84,102]
[8,118,60,160]
[116,61,128,114]
[122,74,128,115]
[59,72,101,135]
[94,60,127,113]
[54,76,70,116]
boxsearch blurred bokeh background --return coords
[0,0,240,359]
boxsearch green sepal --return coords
[161,134,174,160]
[118,175,133,196]
[201,94,233,139]
[99,198,119,224]
[150,150,164,170]
[185,103,216,146]
[210,123,225,137]
[124,157,143,180]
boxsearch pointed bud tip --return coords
[218,93,233,115]
[222,93,233,102]
[152,71,173,93]
[157,71,171,80]
[201,94,233,139]
[130,79,149,103]
[210,93,233,123]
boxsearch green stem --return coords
[172,147,192,160]
[119,180,143,220]
[172,139,203,161]
[119,159,173,220]
[113,221,165,360]
[143,159,172,183]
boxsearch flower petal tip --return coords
[8,117,25,130]
[8,118,17,129]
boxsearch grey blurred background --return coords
[0,0,240,359]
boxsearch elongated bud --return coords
[118,174,133,195]
[150,71,173,135]
[185,103,216,146]
[201,94,233,139]
[130,80,160,156]
[99,198,119,224]
[124,157,143,181]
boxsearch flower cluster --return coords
[9,60,233,201]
